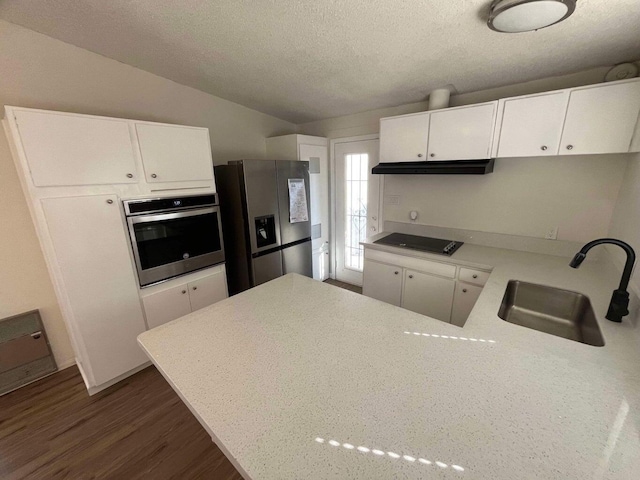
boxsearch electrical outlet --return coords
[387,195,400,205]
[545,226,558,240]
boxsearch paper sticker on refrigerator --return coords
[288,178,309,223]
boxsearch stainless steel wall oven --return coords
[123,194,225,287]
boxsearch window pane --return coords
[344,153,368,272]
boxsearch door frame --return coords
[329,134,383,280]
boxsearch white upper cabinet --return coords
[559,80,640,155]
[135,123,214,183]
[427,102,497,160]
[379,113,429,163]
[13,110,138,187]
[496,91,569,158]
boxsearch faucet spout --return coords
[569,238,636,323]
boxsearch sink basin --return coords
[498,280,604,346]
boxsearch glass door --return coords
[334,138,380,286]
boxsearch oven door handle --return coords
[128,206,217,224]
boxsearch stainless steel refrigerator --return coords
[215,160,313,295]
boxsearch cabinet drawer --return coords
[364,249,456,278]
[459,267,490,286]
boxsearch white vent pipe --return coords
[428,88,451,111]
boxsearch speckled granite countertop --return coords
[138,239,640,480]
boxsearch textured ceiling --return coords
[1,0,639,123]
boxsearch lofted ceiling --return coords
[0,0,639,123]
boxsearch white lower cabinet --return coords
[402,270,455,322]
[363,248,490,326]
[188,271,229,311]
[142,267,228,329]
[451,283,483,327]
[363,260,403,306]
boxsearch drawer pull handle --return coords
[408,275,414,279]
[182,290,186,294]
[541,145,548,151]
[566,145,573,150]
[151,173,158,178]
[417,153,423,158]
[31,332,42,339]
[394,271,399,275]
[192,286,197,290]
[472,274,478,279]
[463,289,468,293]
[126,173,133,178]
[106,199,114,204]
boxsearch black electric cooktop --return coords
[373,233,463,256]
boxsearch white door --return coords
[142,285,193,329]
[334,138,381,286]
[451,283,483,327]
[379,113,430,163]
[42,194,149,387]
[300,143,330,281]
[362,260,403,306]
[559,81,640,155]
[14,110,138,187]
[188,269,229,311]
[135,123,214,183]
[427,103,497,160]
[401,270,455,322]
[496,92,569,157]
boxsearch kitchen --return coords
[0,2,639,478]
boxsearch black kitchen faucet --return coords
[569,238,636,323]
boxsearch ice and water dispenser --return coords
[255,215,277,248]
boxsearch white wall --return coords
[299,65,633,243]
[608,153,640,292]
[383,155,628,241]
[0,20,296,367]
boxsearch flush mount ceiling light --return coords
[488,0,576,33]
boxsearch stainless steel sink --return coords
[498,280,604,346]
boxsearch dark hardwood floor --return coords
[0,365,243,480]
[323,278,362,294]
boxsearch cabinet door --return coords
[299,143,329,252]
[427,103,497,160]
[497,92,568,157]
[362,260,403,306]
[41,195,148,387]
[402,270,455,322]
[560,81,640,155]
[142,285,192,329]
[14,110,137,187]
[379,113,430,163]
[135,123,214,183]
[451,283,483,327]
[188,269,229,312]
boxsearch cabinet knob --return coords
[472,274,478,279]
[151,173,158,178]
[394,271,399,275]
[566,145,573,150]
[463,289,468,293]
[540,145,548,151]
[106,199,114,204]
[430,153,435,158]
[408,274,414,279]
[181,290,187,294]
[126,173,133,178]
[192,286,197,290]
[417,153,423,158]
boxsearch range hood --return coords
[372,159,495,175]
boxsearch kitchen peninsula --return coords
[139,256,640,479]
